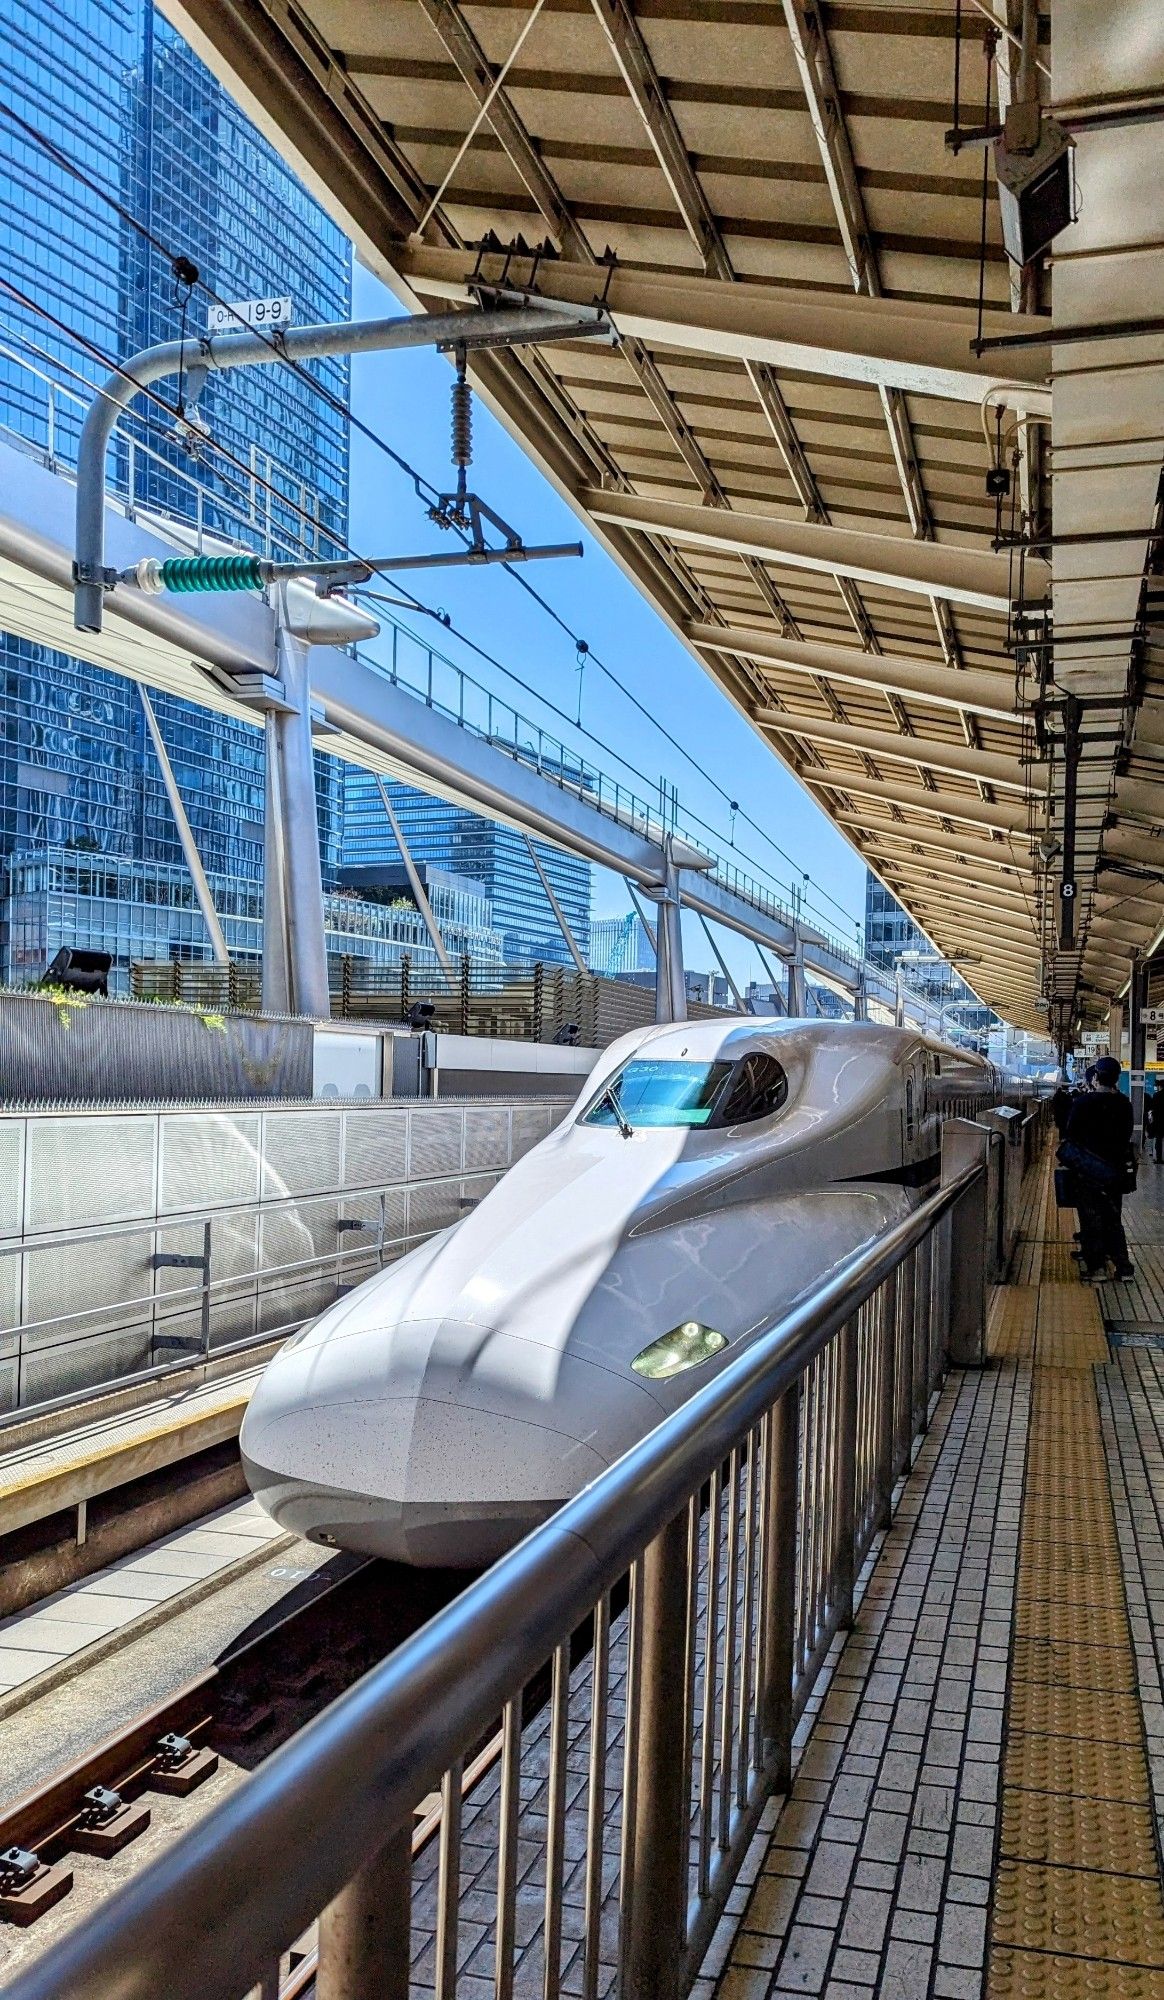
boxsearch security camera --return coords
[1038,833,1061,863]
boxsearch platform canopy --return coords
[160,0,1164,1036]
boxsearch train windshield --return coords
[583,1059,733,1128]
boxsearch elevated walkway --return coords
[712,1156,1164,2000]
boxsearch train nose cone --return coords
[241,1318,663,1567]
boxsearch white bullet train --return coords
[241,1019,1004,1566]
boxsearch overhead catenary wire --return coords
[0,268,861,945]
[0,101,866,942]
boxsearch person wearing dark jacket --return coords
[1051,1082,1073,1137]
[1146,1080,1164,1164]
[1061,1054,1135,1279]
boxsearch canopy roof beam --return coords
[584,492,1018,613]
[400,247,1051,409]
[759,712,1029,793]
[690,624,1023,725]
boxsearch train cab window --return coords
[582,1058,733,1128]
[715,1053,789,1127]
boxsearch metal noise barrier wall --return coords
[0,993,312,1104]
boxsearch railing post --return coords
[317,1826,412,2000]
[875,1269,898,1530]
[621,1508,690,2000]
[199,1219,212,1360]
[460,954,470,1035]
[913,1236,932,1435]
[835,1316,859,1627]
[941,1127,990,1365]
[895,1249,916,1475]
[758,1385,799,1792]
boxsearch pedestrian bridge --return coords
[13,1116,1164,2000]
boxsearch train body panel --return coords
[241,1020,1002,1565]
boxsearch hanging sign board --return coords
[1141,1006,1164,1027]
[208,296,293,333]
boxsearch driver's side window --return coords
[719,1054,788,1126]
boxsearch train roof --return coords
[606,1018,991,1069]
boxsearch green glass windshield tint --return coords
[584,1059,733,1128]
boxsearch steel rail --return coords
[0,1162,983,2000]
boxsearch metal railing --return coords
[0,1097,571,1420]
[6,1149,991,2000]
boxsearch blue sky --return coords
[346,261,868,979]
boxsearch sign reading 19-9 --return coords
[207,296,293,333]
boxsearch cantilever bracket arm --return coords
[73,297,613,635]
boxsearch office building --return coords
[0,1,351,984]
[341,777,592,968]
[863,872,932,971]
[590,911,655,978]
[864,871,993,1040]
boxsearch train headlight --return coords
[632,1321,727,1380]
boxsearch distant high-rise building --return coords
[0,1,352,986]
[589,911,655,978]
[864,872,931,971]
[864,870,993,1039]
[341,779,592,968]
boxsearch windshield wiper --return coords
[600,1081,634,1139]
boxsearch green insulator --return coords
[158,554,265,593]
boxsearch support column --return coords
[262,710,292,1015]
[266,592,331,1019]
[894,965,906,1029]
[1107,1000,1124,1064]
[854,968,869,1022]
[653,838,686,1023]
[788,927,808,1018]
[1129,953,1145,1135]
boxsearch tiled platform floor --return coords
[0,1495,291,1711]
[715,1155,1164,2000]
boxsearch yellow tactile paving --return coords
[1003,1729,1150,1805]
[1014,1597,1138,1646]
[1001,1789,1159,1876]
[994,1862,1164,1965]
[990,1287,1038,1360]
[1007,1682,1143,1743]
[991,1949,1164,1998]
[986,1155,1164,2000]
[1010,1636,1137,1694]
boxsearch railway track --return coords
[0,1550,479,1966]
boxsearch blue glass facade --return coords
[341,777,592,968]
[0,0,351,977]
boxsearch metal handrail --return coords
[3,1159,985,2000]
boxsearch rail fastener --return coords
[151,1734,219,1798]
[70,1788,152,1860]
[0,1849,74,1928]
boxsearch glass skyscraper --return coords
[0,0,351,982]
[341,777,592,969]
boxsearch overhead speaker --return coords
[994,114,1076,266]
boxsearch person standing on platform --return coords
[1060,1054,1135,1280]
[1147,1079,1164,1164]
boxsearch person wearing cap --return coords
[1060,1054,1135,1279]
